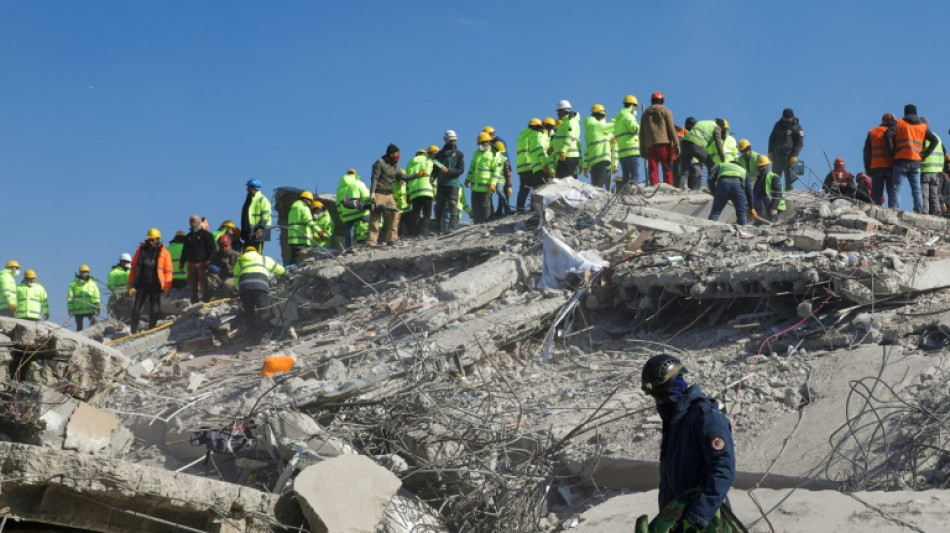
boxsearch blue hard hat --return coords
[246,178,263,189]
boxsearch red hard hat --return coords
[834,158,845,168]
[218,234,231,246]
[651,91,664,102]
[882,113,896,124]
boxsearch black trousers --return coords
[556,157,580,178]
[471,191,492,223]
[130,287,162,334]
[75,314,95,332]
[590,161,611,190]
[434,186,460,233]
[410,196,433,236]
[240,290,271,343]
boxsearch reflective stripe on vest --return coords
[683,121,716,147]
[922,136,944,173]
[894,120,927,161]
[868,126,894,169]
[763,172,787,211]
[717,162,746,179]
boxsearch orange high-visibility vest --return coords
[868,125,894,169]
[894,119,928,161]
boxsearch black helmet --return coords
[641,354,687,395]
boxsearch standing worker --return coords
[67,265,100,331]
[491,140,513,217]
[582,104,618,190]
[433,130,466,234]
[707,162,749,225]
[310,199,334,250]
[406,146,436,237]
[181,215,216,304]
[368,144,406,246]
[232,246,285,344]
[465,132,498,224]
[336,169,371,249]
[128,228,173,334]
[613,95,641,189]
[767,108,805,191]
[639,91,679,186]
[863,113,896,206]
[0,260,19,318]
[167,231,188,290]
[242,178,272,252]
[286,191,325,263]
[919,117,944,215]
[15,270,49,321]
[886,104,939,213]
[515,119,545,213]
[107,253,132,320]
[635,354,740,532]
[549,100,582,178]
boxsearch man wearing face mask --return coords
[368,144,406,246]
[433,130,466,234]
[581,103,618,190]
[0,260,20,318]
[635,354,740,533]
[465,132,498,223]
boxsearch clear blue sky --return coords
[2,1,947,325]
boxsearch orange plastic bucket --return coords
[261,354,295,377]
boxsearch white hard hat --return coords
[443,130,458,141]
[556,99,572,111]
[120,253,132,262]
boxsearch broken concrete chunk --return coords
[792,230,825,252]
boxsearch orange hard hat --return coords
[651,91,664,102]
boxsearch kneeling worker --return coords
[232,246,285,343]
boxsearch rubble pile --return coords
[4,179,950,531]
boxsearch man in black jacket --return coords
[768,108,804,190]
[181,215,215,303]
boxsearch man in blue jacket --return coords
[639,354,737,532]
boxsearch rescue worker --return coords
[16,269,49,321]
[0,260,20,318]
[107,253,132,320]
[735,139,759,180]
[232,246,285,343]
[822,158,856,197]
[311,200,334,250]
[767,108,804,191]
[581,104,618,190]
[213,220,243,251]
[465,132,497,224]
[482,126,507,157]
[708,162,748,225]
[854,172,875,205]
[515,119,542,213]
[67,264,100,331]
[751,155,785,223]
[491,140,513,217]
[863,113,896,206]
[920,118,945,215]
[674,119,703,190]
[166,230,188,290]
[639,91,679,186]
[181,215,215,304]
[635,354,739,533]
[709,121,738,164]
[549,100,582,178]
[287,190,325,263]
[680,118,726,181]
[613,95,641,188]
[336,169,371,249]
[368,144,405,246]
[242,178,272,252]
[207,234,241,298]
[393,153,415,237]
[940,155,950,215]
[433,130,466,234]
[128,228,173,334]
[406,146,436,237]
[886,105,939,213]
[522,118,553,212]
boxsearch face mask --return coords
[390,153,401,163]
[478,143,490,151]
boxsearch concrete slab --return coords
[63,401,122,454]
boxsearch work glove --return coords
[9,304,15,314]
[127,287,135,296]
[942,203,948,213]
[558,152,567,161]
[789,156,798,164]
[208,264,220,274]
[612,166,618,174]
[610,137,617,144]
[506,187,513,196]
[465,181,471,188]
[671,518,702,533]
[546,147,553,156]
[750,209,758,219]
[419,169,427,177]
[43,312,50,320]
[317,230,325,238]
[489,184,497,193]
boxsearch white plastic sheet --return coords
[539,228,609,289]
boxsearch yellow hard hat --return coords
[24,269,36,279]
[738,139,752,152]
[312,200,323,209]
[623,95,638,106]
[244,246,257,253]
[299,190,314,201]
[483,126,495,135]
[428,145,440,154]
[221,220,237,230]
[5,260,19,269]
[528,118,542,127]
[78,264,90,273]
[146,228,162,239]
[416,148,426,155]
[716,118,730,130]
[175,230,185,237]
[555,119,563,128]
[591,103,606,114]
[543,117,556,127]
[477,132,492,143]
[494,141,506,153]
[756,154,771,167]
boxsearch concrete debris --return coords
[13,180,950,531]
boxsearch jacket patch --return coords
[710,436,726,451]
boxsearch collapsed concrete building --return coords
[3,180,950,531]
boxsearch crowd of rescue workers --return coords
[1,92,947,344]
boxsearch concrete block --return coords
[295,455,402,533]
[63,402,123,455]
[825,232,872,251]
[792,230,826,251]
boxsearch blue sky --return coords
[2,1,947,325]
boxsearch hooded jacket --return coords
[885,114,939,162]
[639,104,679,150]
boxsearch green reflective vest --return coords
[212,229,227,251]
[167,240,187,280]
[612,106,641,157]
[583,116,618,169]
[763,171,787,211]
[683,120,717,148]
[716,161,747,180]
[493,152,509,187]
[922,135,945,174]
[108,266,130,292]
[16,282,48,320]
[737,151,760,179]
[406,154,435,200]
[529,129,550,173]
[246,191,272,227]
[68,277,101,315]
[709,134,738,164]
[551,113,581,159]
[0,269,15,311]
[232,250,285,293]
[516,128,534,173]
[287,199,319,246]
[466,149,496,192]
[336,173,371,222]
[313,211,334,249]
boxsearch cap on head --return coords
[119,253,132,263]
[443,130,458,141]
[528,118,542,127]
[147,228,162,240]
[299,190,314,201]
[24,269,36,280]
[641,354,686,395]
[651,91,664,103]
[756,154,771,167]
[623,95,638,106]
[218,234,231,247]
[782,108,795,118]
[834,157,845,168]
[78,264,90,273]
[246,178,262,189]
[556,99,572,111]
[386,143,400,155]
[5,260,20,269]
[493,141,506,153]
[904,104,917,116]
[738,138,752,152]
[684,117,697,129]
[428,145,440,154]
